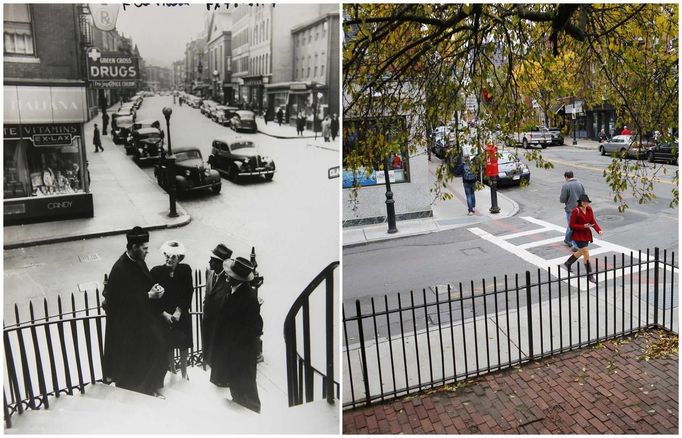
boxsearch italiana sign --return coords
[86,48,139,89]
[4,86,88,124]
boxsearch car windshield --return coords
[140,132,161,139]
[118,117,134,124]
[238,112,254,120]
[175,150,202,161]
[230,141,255,151]
[498,151,517,165]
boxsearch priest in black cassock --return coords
[102,226,169,397]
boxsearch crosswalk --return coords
[468,216,674,290]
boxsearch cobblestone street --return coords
[344,329,678,434]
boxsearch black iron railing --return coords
[343,248,678,409]
[284,261,340,407]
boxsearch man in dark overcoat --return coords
[201,243,233,374]
[102,226,169,396]
[210,257,263,413]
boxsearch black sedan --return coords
[154,147,221,195]
[646,141,678,165]
[230,110,258,133]
[208,137,275,181]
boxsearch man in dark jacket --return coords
[209,257,263,413]
[93,124,103,152]
[202,243,233,374]
[102,227,168,397]
[330,113,339,141]
[559,170,585,250]
[102,111,110,135]
[276,107,283,126]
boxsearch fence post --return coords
[355,300,371,407]
[653,247,660,327]
[525,271,534,359]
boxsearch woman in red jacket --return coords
[563,194,603,283]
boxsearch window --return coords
[321,64,325,78]
[314,66,317,77]
[266,19,269,40]
[315,25,319,40]
[4,4,34,55]
[265,53,268,74]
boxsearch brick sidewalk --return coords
[343,330,678,434]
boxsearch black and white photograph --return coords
[3,3,341,433]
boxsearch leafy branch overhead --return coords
[343,3,678,210]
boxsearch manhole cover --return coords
[78,253,101,263]
[596,214,624,223]
[462,247,485,256]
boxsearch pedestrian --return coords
[151,241,194,380]
[459,155,478,215]
[563,194,603,283]
[102,227,169,397]
[330,113,339,141]
[201,243,233,378]
[93,124,103,152]
[598,129,607,143]
[322,115,331,142]
[102,111,109,135]
[211,257,263,413]
[559,170,585,250]
[276,107,283,126]
[621,125,632,135]
[299,111,307,136]
[296,112,303,135]
[391,152,403,169]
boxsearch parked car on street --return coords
[510,127,552,149]
[201,100,218,117]
[646,140,678,164]
[208,137,275,181]
[125,119,162,153]
[230,110,258,133]
[130,127,165,165]
[484,149,531,186]
[112,115,135,144]
[214,106,239,126]
[599,135,653,159]
[154,146,221,194]
[547,127,564,145]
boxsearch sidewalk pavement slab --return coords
[256,115,336,141]
[4,107,190,250]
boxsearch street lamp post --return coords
[383,156,398,234]
[572,104,578,145]
[162,107,178,218]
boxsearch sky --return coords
[114,4,209,68]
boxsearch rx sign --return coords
[89,4,120,32]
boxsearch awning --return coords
[552,103,565,114]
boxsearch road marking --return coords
[550,157,677,186]
[469,216,675,290]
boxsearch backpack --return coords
[462,162,477,182]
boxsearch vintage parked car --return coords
[599,135,653,159]
[201,100,218,117]
[208,137,275,181]
[154,146,221,194]
[112,115,135,145]
[230,110,258,133]
[210,105,227,123]
[130,127,165,164]
[125,119,162,153]
[646,140,678,164]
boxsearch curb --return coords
[256,128,319,140]
[3,215,192,250]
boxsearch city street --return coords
[344,142,678,304]
[4,95,340,379]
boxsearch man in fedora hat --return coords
[102,226,169,397]
[202,243,233,373]
[209,257,263,413]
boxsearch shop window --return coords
[4,4,34,56]
[4,135,86,199]
[321,64,325,78]
[314,66,318,77]
[343,117,411,188]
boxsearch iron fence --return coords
[343,248,678,409]
[284,261,341,406]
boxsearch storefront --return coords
[243,75,265,113]
[288,81,328,132]
[4,85,92,225]
[265,82,290,122]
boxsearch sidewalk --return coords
[256,115,335,140]
[3,106,190,249]
[343,329,678,434]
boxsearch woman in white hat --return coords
[151,240,194,380]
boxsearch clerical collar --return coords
[125,251,136,262]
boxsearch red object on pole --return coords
[485,144,499,177]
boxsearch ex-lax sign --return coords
[86,48,139,89]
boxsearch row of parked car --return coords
[179,93,258,133]
[599,135,678,164]
[109,92,275,197]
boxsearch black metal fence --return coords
[343,248,678,409]
[284,261,340,407]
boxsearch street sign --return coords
[89,4,120,32]
[328,166,340,179]
[86,48,139,89]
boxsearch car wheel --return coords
[265,174,274,181]
[226,164,238,181]
[522,138,529,149]
[212,184,222,194]
[599,146,605,156]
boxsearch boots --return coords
[563,254,578,273]
[585,261,597,283]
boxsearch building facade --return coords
[206,10,232,104]
[4,3,93,224]
[171,60,185,90]
[185,36,209,96]
[144,65,172,91]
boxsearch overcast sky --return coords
[115,4,209,68]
